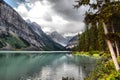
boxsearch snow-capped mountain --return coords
[28,22,65,50]
[48,31,69,46]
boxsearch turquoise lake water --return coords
[0,51,97,80]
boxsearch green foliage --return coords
[73,51,107,58]
[105,33,120,42]
[98,22,107,51]
[74,0,120,78]
[73,51,120,80]
[85,55,120,80]
[0,39,6,48]
[0,33,29,49]
[77,24,107,52]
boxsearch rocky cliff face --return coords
[0,1,64,50]
[66,35,78,49]
[27,22,65,50]
[48,31,69,46]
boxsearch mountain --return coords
[66,35,78,49]
[65,36,73,42]
[0,1,64,50]
[48,31,69,46]
[27,22,65,50]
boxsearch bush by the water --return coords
[85,55,120,80]
[73,51,108,57]
[73,51,120,80]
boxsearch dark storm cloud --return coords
[14,0,87,21]
[47,0,86,21]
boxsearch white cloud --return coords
[14,3,28,18]
[14,0,86,36]
[28,1,50,18]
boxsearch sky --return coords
[4,0,88,36]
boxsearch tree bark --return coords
[103,22,120,71]
[115,41,119,56]
[111,22,119,57]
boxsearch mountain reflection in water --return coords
[0,51,97,80]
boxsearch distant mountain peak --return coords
[66,35,78,49]
[26,19,31,23]
[0,1,64,50]
[48,31,69,46]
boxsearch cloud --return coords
[13,0,87,36]
[43,13,52,21]
[47,0,89,21]
[63,22,85,33]
[14,3,28,18]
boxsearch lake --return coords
[0,51,97,80]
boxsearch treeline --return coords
[77,16,120,52]
[77,24,107,52]
[74,0,120,73]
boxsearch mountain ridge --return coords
[0,1,64,50]
[48,31,69,46]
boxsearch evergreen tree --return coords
[98,22,107,51]
[74,0,120,71]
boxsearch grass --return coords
[72,51,103,58]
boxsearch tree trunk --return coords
[115,41,119,56]
[103,22,120,71]
[111,22,120,57]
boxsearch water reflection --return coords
[0,53,97,80]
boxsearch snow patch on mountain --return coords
[48,31,70,47]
